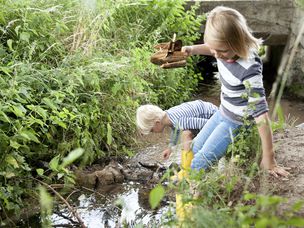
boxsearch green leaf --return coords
[19,129,40,143]
[36,107,48,120]
[5,155,19,168]
[256,218,271,228]
[0,67,12,76]
[149,185,165,209]
[38,186,53,214]
[0,111,11,123]
[14,25,21,36]
[52,118,67,129]
[60,148,84,168]
[10,140,21,149]
[11,104,26,117]
[107,123,112,145]
[4,172,15,178]
[20,32,30,42]
[36,168,44,176]
[286,217,304,226]
[7,39,13,51]
[244,193,256,201]
[292,201,304,212]
[57,173,64,179]
[42,98,57,110]
[111,83,122,95]
[49,155,60,172]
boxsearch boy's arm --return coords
[255,112,290,177]
[162,128,181,160]
[182,44,213,56]
[181,130,193,151]
[169,127,181,148]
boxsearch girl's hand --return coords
[181,46,193,57]
[260,157,290,178]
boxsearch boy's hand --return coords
[162,148,172,160]
[260,157,290,178]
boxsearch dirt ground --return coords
[260,125,304,213]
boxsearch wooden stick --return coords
[32,178,87,228]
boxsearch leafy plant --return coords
[149,184,165,210]
[0,0,204,218]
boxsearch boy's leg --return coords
[191,114,241,171]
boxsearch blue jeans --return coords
[191,110,242,171]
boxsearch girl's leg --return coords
[192,110,221,155]
[191,113,241,171]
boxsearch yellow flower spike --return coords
[176,150,194,221]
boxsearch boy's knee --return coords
[181,130,193,141]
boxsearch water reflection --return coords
[51,182,169,228]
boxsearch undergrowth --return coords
[0,0,204,221]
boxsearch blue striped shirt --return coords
[217,53,269,124]
[166,100,218,146]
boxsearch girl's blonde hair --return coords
[136,104,166,135]
[204,6,262,59]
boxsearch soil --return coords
[259,125,304,214]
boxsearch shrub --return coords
[0,0,204,216]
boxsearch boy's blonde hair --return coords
[204,6,262,59]
[136,104,166,135]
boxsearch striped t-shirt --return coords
[166,100,218,147]
[217,53,269,124]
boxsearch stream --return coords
[50,182,170,227]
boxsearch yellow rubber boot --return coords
[177,150,194,181]
[181,150,194,170]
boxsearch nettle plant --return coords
[0,0,205,217]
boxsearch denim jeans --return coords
[191,110,242,171]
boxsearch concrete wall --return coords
[187,0,294,45]
[282,5,304,98]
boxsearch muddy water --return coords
[49,183,171,227]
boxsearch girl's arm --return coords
[255,112,290,177]
[182,44,213,56]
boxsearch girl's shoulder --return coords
[236,52,262,70]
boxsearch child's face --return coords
[206,41,237,62]
[151,120,165,133]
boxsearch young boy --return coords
[136,100,218,161]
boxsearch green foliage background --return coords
[0,0,203,214]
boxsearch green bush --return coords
[0,0,204,216]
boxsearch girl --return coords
[182,6,289,177]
